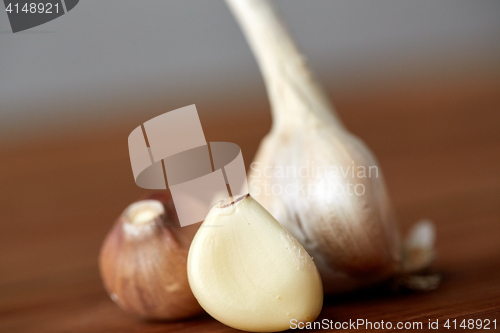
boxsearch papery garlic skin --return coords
[99,193,202,319]
[225,0,411,294]
[187,194,323,332]
[249,122,401,293]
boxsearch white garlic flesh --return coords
[187,194,323,332]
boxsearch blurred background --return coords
[1,0,499,143]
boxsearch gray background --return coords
[1,0,499,141]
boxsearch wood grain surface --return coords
[1,76,499,332]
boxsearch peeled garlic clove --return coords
[188,194,323,332]
[99,193,203,320]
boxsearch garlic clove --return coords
[99,193,203,320]
[187,194,323,332]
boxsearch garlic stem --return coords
[225,0,343,132]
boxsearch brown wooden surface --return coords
[1,76,499,332]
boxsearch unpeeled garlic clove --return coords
[187,194,323,332]
[98,192,203,320]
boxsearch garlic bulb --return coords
[225,0,435,293]
[99,193,203,319]
[187,194,323,332]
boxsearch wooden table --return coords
[1,75,499,332]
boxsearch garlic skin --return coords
[99,193,203,319]
[250,126,401,293]
[226,0,435,294]
[187,194,323,332]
